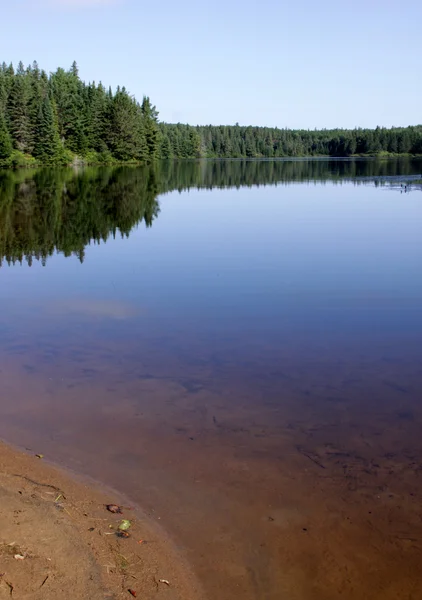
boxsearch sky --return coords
[1,0,421,129]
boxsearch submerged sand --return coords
[0,441,203,600]
[2,335,422,599]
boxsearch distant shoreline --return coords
[1,153,422,170]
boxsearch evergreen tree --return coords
[0,71,7,115]
[33,94,63,164]
[6,65,32,153]
[160,133,172,158]
[0,112,12,161]
[107,88,144,161]
[133,104,149,161]
[141,96,160,159]
[27,62,45,144]
[50,64,87,154]
[398,131,411,154]
[85,82,108,152]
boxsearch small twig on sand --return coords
[12,474,62,492]
[5,580,14,596]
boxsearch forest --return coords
[1,60,422,166]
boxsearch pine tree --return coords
[133,104,149,161]
[6,66,33,153]
[141,96,160,159]
[85,82,109,152]
[107,88,144,161]
[0,112,12,161]
[28,62,45,144]
[160,133,172,158]
[33,95,63,164]
[70,60,79,78]
[50,65,87,154]
[0,72,7,115]
[398,131,411,154]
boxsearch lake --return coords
[1,158,422,600]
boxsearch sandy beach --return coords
[0,441,203,600]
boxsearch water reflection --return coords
[0,167,160,266]
[1,158,421,267]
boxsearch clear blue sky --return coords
[2,0,421,129]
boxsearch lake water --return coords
[1,159,422,600]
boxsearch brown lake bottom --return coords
[1,327,422,600]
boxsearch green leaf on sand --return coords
[118,520,131,531]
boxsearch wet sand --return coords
[0,440,203,600]
[1,328,422,600]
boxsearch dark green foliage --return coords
[0,111,12,160]
[33,95,63,164]
[0,60,161,165]
[0,66,9,115]
[141,97,160,159]
[50,66,88,154]
[6,65,33,153]
[85,82,109,152]
[160,123,422,159]
[160,133,172,159]
[107,88,147,161]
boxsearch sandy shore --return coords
[0,441,203,600]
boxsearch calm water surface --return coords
[1,159,422,600]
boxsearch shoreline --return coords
[1,154,422,170]
[0,439,204,600]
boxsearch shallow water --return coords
[1,159,422,599]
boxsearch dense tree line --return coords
[1,60,422,167]
[160,123,422,159]
[0,60,160,166]
[1,158,419,266]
